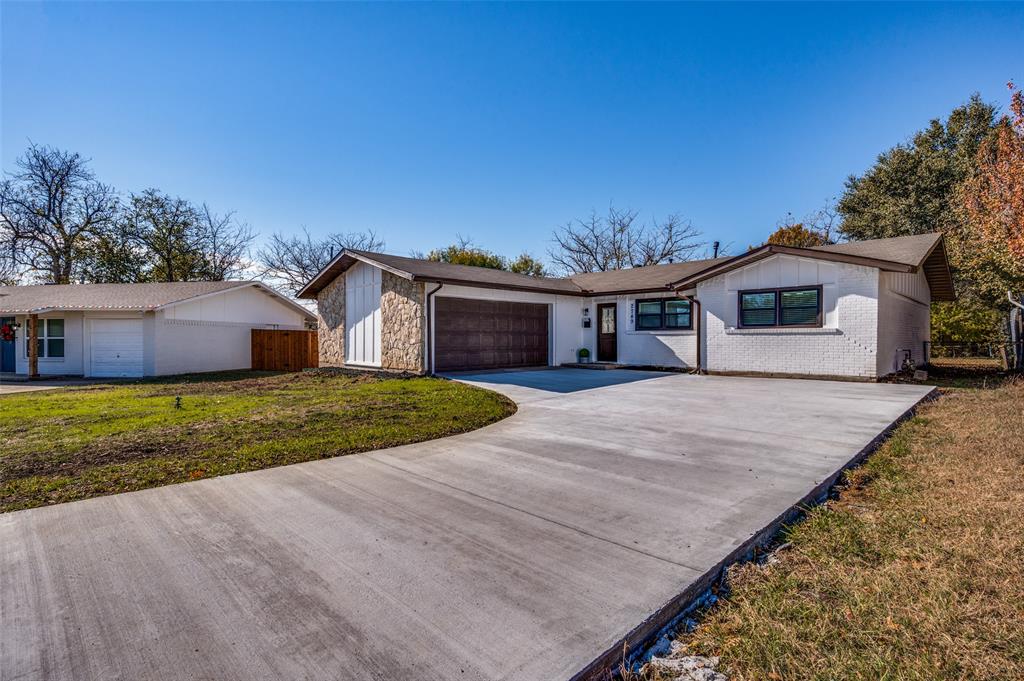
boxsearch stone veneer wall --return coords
[380,272,425,372]
[316,275,346,367]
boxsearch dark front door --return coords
[597,303,617,362]
[434,297,549,372]
[0,317,14,372]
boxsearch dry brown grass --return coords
[642,377,1024,681]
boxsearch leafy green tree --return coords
[421,237,549,277]
[508,253,547,276]
[931,302,1004,344]
[838,95,996,241]
[81,226,151,283]
[120,189,205,282]
[427,242,507,270]
[836,94,1024,342]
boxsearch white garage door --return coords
[90,319,144,378]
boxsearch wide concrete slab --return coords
[0,370,932,681]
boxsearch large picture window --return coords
[25,318,65,358]
[738,286,822,328]
[635,298,692,330]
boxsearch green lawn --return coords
[0,370,516,513]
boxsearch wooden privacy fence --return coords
[251,329,319,371]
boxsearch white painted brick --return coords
[698,257,886,379]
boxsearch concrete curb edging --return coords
[570,386,941,681]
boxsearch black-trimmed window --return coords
[738,286,822,328]
[635,298,692,330]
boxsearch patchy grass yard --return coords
[642,372,1024,681]
[0,370,515,513]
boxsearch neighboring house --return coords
[296,232,954,381]
[0,281,315,378]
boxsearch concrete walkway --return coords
[0,370,933,681]
[0,376,128,395]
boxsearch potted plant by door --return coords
[577,348,591,364]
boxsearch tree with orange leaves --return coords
[766,222,831,248]
[964,82,1024,261]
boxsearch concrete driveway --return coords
[0,369,933,681]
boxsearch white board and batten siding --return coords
[876,270,931,375]
[89,318,145,378]
[345,261,382,367]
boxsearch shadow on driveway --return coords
[442,366,671,394]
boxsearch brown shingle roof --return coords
[297,249,732,298]
[670,232,954,300]
[0,281,303,314]
[807,232,943,267]
[569,257,729,294]
[350,250,584,294]
[297,233,955,302]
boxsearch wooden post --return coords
[27,313,39,379]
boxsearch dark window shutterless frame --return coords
[633,298,692,330]
[737,285,823,329]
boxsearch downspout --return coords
[680,293,703,375]
[424,282,444,375]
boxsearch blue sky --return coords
[2,2,1022,263]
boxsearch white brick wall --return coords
[582,294,698,368]
[698,255,880,379]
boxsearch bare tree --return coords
[803,196,842,244]
[549,205,704,273]
[0,244,20,285]
[196,204,256,280]
[629,214,705,267]
[0,144,118,283]
[256,227,384,295]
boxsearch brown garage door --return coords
[434,297,549,372]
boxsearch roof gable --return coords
[0,281,316,319]
[670,233,954,301]
[298,250,585,298]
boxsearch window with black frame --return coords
[635,298,692,330]
[738,287,821,328]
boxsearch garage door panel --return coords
[90,319,144,378]
[434,298,549,372]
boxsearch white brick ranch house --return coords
[297,233,954,381]
[0,281,314,378]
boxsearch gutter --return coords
[424,282,444,374]
[681,293,703,374]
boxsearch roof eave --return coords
[584,285,687,297]
[156,282,316,321]
[670,244,916,290]
[918,235,957,302]
[409,275,587,297]
[1,306,150,315]
[296,250,414,300]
